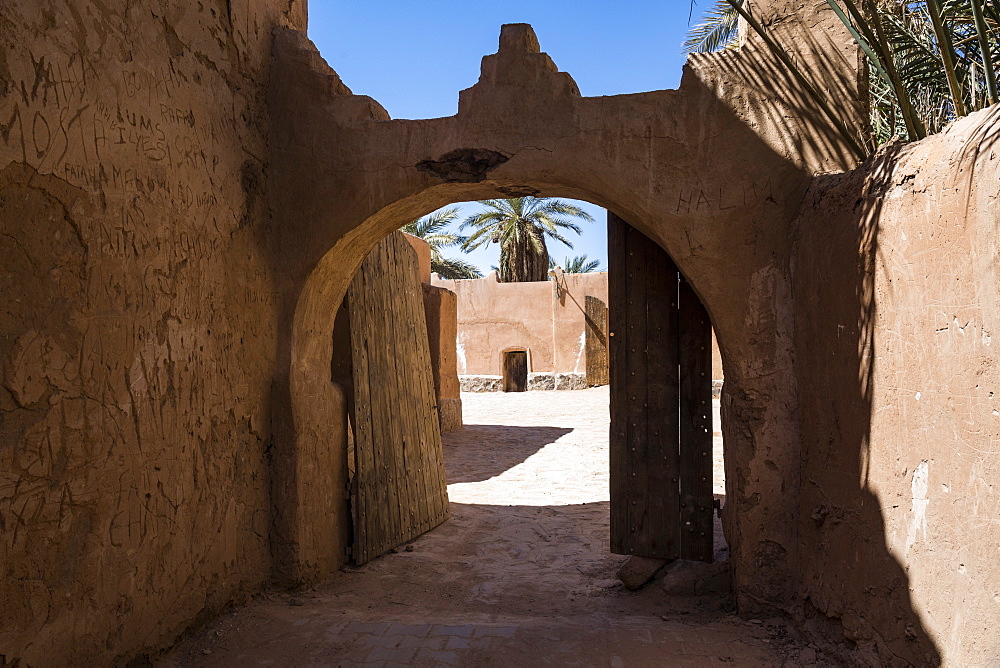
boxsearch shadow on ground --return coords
[444,424,572,483]
[161,499,819,667]
[162,406,830,667]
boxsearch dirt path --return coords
[164,388,824,667]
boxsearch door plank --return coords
[679,276,714,561]
[584,296,609,386]
[608,212,630,555]
[608,212,711,562]
[609,212,681,558]
[623,219,651,556]
[640,228,680,559]
[395,239,424,536]
[349,269,376,564]
[348,231,450,564]
[378,241,409,547]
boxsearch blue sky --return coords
[308,1,699,274]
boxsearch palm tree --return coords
[684,0,742,54]
[401,207,483,279]
[460,198,595,283]
[687,0,1000,151]
[549,255,602,273]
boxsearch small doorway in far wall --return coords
[502,350,528,392]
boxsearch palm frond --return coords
[554,255,602,273]
[536,199,596,221]
[401,207,460,238]
[684,0,742,54]
[433,256,483,279]
[459,197,594,282]
[542,229,575,249]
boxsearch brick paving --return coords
[163,388,829,667]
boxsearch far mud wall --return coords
[792,108,1000,665]
[0,1,305,664]
[422,285,463,431]
[403,234,462,431]
[434,272,609,376]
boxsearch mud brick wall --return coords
[0,1,304,663]
[792,108,1000,665]
[3,0,997,665]
[432,272,610,376]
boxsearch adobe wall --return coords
[271,0,865,626]
[433,272,609,377]
[422,284,462,431]
[403,232,433,284]
[792,108,1000,665]
[12,0,992,664]
[402,233,462,430]
[0,1,305,664]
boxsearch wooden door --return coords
[502,350,528,392]
[608,212,713,562]
[584,296,610,386]
[677,276,714,560]
[346,231,450,565]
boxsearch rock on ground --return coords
[617,555,671,590]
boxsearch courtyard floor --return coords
[163,388,826,667]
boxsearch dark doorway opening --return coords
[502,350,528,392]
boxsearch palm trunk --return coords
[500,231,549,282]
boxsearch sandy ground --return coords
[163,387,827,667]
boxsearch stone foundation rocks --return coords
[459,373,589,392]
[617,556,671,591]
[459,375,503,392]
[556,373,588,390]
[527,373,555,390]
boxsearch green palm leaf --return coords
[684,1,742,54]
[705,0,1000,148]
[402,206,482,279]
[460,197,594,283]
[550,255,602,273]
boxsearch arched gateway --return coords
[265,14,863,615]
[10,0,996,662]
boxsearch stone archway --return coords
[266,13,864,614]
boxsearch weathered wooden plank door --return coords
[346,231,450,565]
[584,296,610,386]
[677,276,714,561]
[502,350,528,392]
[608,212,713,562]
